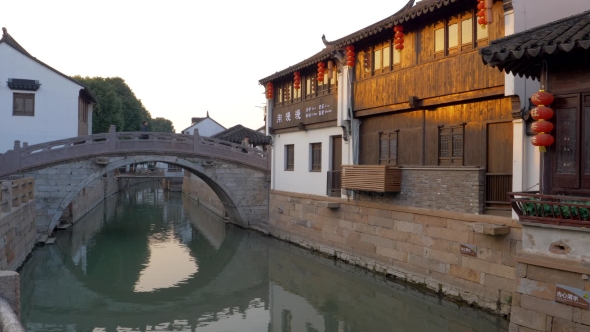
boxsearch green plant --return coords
[520,197,590,221]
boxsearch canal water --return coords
[19,183,508,332]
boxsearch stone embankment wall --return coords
[357,167,485,214]
[70,172,117,224]
[0,179,37,271]
[183,172,226,217]
[268,190,520,314]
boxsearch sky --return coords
[1,0,410,133]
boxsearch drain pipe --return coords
[0,297,24,332]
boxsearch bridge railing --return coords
[0,126,269,177]
[1,178,34,215]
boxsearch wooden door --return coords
[485,122,513,215]
[329,136,343,196]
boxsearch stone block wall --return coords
[182,172,226,217]
[357,167,485,214]
[71,172,117,224]
[0,201,36,270]
[268,190,519,314]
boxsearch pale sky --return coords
[1,0,409,133]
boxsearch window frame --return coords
[373,41,392,75]
[438,124,465,166]
[310,142,322,172]
[433,10,489,58]
[13,93,35,117]
[379,130,399,165]
[285,144,295,171]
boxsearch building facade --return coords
[0,28,96,153]
[180,112,226,136]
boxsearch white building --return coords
[0,28,96,153]
[505,1,590,216]
[180,111,226,136]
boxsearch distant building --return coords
[180,111,226,136]
[0,28,97,153]
[212,124,272,151]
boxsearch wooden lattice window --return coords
[373,41,391,74]
[285,144,295,171]
[438,124,465,166]
[13,93,35,116]
[379,131,398,165]
[310,143,321,171]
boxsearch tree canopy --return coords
[73,76,175,134]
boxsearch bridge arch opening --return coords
[49,155,248,235]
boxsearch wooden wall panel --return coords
[359,97,513,167]
[354,50,504,111]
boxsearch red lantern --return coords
[478,1,485,10]
[346,45,355,51]
[318,62,325,68]
[345,46,355,67]
[266,83,274,100]
[531,133,555,149]
[347,61,354,66]
[478,17,487,25]
[531,106,554,121]
[531,121,554,133]
[393,25,405,51]
[478,9,485,17]
[531,90,555,106]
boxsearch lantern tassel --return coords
[539,146,546,153]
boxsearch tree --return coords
[150,117,175,133]
[73,76,174,133]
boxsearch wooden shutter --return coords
[311,143,321,171]
[379,131,398,165]
[553,95,580,189]
[285,145,294,171]
[439,125,464,166]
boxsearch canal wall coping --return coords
[0,271,24,332]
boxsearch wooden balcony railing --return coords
[341,165,401,193]
[327,170,342,197]
[508,191,590,227]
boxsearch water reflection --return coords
[20,182,508,332]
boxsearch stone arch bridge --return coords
[0,126,270,234]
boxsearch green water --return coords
[19,183,508,332]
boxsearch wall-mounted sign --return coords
[556,284,590,309]
[272,94,338,130]
[460,244,477,257]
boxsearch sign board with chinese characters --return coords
[272,94,338,130]
[556,284,590,309]
[459,244,477,257]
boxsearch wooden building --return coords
[339,0,513,215]
[481,10,590,226]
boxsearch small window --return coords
[310,143,321,171]
[13,93,35,116]
[434,28,445,54]
[306,77,312,97]
[285,144,294,171]
[393,47,401,65]
[374,48,382,70]
[438,125,465,166]
[383,46,391,68]
[379,131,398,165]
[462,18,473,45]
[477,23,488,41]
[448,23,459,49]
[293,84,301,99]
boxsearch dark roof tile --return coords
[212,125,272,146]
[480,10,590,79]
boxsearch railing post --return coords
[27,178,34,200]
[12,141,21,171]
[193,129,201,153]
[11,180,21,208]
[19,180,27,204]
[1,181,11,214]
[108,125,117,150]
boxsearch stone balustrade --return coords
[0,125,270,178]
[1,178,34,215]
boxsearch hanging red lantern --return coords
[531,121,554,133]
[478,1,485,10]
[529,89,555,152]
[531,90,554,106]
[293,72,301,90]
[317,62,325,82]
[393,25,404,52]
[345,45,355,67]
[266,82,274,100]
[531,106,554,121]
[531,134,555,148]
[478,17,487,25]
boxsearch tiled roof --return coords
[7,78,41,91]
[0,28,98,103]
[212,125,272,146]
[480,10,590,79]
[259,0,466,84]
